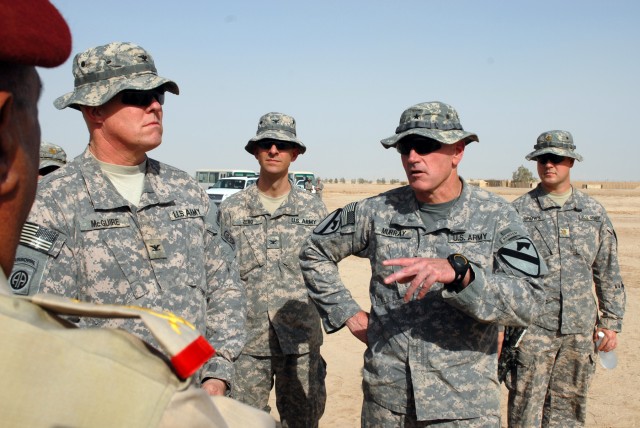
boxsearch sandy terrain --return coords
[269,183,640,427]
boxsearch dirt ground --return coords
[269,183,640,427]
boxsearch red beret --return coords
[0,0,72,67]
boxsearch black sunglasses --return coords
[120,89,165,107]
[396,138,442,156]
[255,140,296,151]
[536,154,566,164]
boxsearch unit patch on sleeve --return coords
[9,257,38,295]
[498,237,542,277]
[222,229,236,251]
[313,209,342,235]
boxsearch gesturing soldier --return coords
[300,101,546,427]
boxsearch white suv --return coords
[207,176,257,205]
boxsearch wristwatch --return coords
[446,253,470,292]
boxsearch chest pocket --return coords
[79,214,149,302]
[568,215,602,265]
[528,219,554,260]
[233,218,266,279]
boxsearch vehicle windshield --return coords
[212,179,245,189]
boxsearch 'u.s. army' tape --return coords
[27,293,215,379]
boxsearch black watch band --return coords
[446,253,470,292]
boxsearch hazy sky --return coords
[40,0,640,182]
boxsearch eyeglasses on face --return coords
[396,138,442,156]
[119,89,165,107]
[536,154,566,164]
[255,140,296,151]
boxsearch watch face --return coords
[450,253,468,268]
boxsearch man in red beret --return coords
[0,1,272,426]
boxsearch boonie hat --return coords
[54,42,179,110]
[245,112,306,154]
[0,0,71,68]
[39,141,67,170]
[525,130,583,162]
[381,101,479,148]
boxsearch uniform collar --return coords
[80,148,174,209]
[244,182,302,218]
[533,184,582,211]
[389,178,470,234]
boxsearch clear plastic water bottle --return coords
[595,331,618,369]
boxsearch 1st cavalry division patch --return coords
[498,237,542,277]
[313,202,357,236]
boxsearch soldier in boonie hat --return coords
[16,39,248,401]
[54,41,179,110]
[245,112,306,154]
[381,101,479,149]
[525,130,583,162]
[221,112,327,426]
[39,141,67,176]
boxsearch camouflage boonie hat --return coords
[381,101,479,149]
[54,42,179,110]
[245,112,306,154]
[39,141,67,169]
[525,130,583,162]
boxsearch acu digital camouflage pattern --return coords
[219,183,327,356]
[39,141,67,169]
[218,183,328,427]
[245,112,307,154]
[509,186,625,426]
[9,148,247,384]
[54,41,179,110]
[233,352,326,428]
[300,181,546,422]
[525,129,584,162]
[380,101,479,149]
[505,324,596,427]
[512,186,625,334]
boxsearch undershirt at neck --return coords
[417,197,458,229]
[259,190,289,215]
[94,155,146,207]
[542,187,572,208]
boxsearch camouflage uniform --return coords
[315,179,324,199]
[8,42,247,386]
[300,101,546,426]
[301,182,545,423]
[221,112,328,428]
[10,148,246,383]
[508,131,625,427]
[304,178,313,193]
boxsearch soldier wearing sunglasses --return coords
[9,42,247,398]
[218,112,328,427]
[300,101,546,426]
[507,130,626,427]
